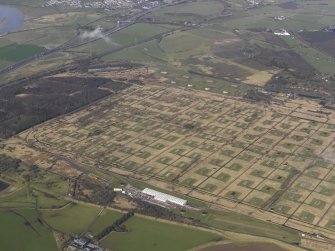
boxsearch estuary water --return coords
[0,6,24,35]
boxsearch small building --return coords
[274,29,290,36]
[73,238,89,248]
[68,237,104,251]
[274,16,286,21]
[142,188,187,206]
[86,243,104,251]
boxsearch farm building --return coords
[142,188,187,206]
[274,28,290,36]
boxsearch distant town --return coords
[45,0,162,10]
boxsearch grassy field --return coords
[0,185,36,208]
[88,209,124,234]
[157,0,224,17]
[101,216,222,251]
[103,27,259,94]
[0,208,58,251]
[181,208,300,244]
[0,43,45,62]
[143,0,225,24]
[281,36,335,74]
[110,23,172,46]
[0,168,69,209]
[42,202,102,235]
[100,0,335,94]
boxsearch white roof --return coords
[142,188,187,206]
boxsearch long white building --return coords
[142,188,187,206]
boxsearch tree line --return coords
[95,211,134,240]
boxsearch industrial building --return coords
[68,237,104,251]
[142,188,187,206]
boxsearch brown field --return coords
[2,83,335,239]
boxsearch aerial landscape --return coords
[1,0,335,250]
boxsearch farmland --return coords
[42,203,103,235]
[1,0,335,138]
[198,242,294,251]
[0,161,226,251]
[0,43,45,62]
[0,43,45,67]
[0,208,58,251]
[101,216,221,251]
[1,83,334,243]
[3,0,335,96]
[1,0,335,250]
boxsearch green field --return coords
[157,0,224,17]
[0,169,69,208]
[180,208,300,244]
[42,203,102,235]
[281,36,335,74]
[0,209,58,251]
[89,209,124,234]
[110,23,173,46]
[0,185,35,208]
[101,216,222,251]
[0,43,45,62]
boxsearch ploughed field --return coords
[4,84,335,239]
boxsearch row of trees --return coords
[134,199,182,221]
[95,211,134,240]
